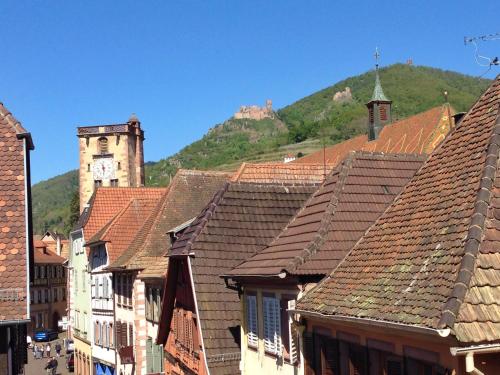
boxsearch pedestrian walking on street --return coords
[55,341,61,357]
[35,345,41,359]
[45,343,51,358]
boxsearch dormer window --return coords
[98,137,109,154]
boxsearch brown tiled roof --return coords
[109,169,230,275]
[33,242,65,264]
[0,103,32,321]
[169,182,315,374]
[297,76,500,344]
[294,105,453,165]
[81,187,167,240]
[231,162,328,184]
[87,198,161,264]
[228,152,425,277]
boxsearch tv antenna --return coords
[464,32,499,76]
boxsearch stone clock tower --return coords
[77,114,145,211]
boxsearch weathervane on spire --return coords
[374,47,380,69]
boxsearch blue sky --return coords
[0,1,498,183]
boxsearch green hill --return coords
[31,64,491,235]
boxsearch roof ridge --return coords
[349,150,427,160]
[172,182,230,257]
[0,102,28,134]
[176,168,232,177]
[285,154,356,274]
[230,163,247,182]
[439,104,500,330]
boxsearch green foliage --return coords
[32,170,78,235]
[32,64,491,233]
[279,64,490,143]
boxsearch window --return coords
[54,288,58,302]
[110,179,118,187]
[62,288,66,301]
[34,266,39,279]
[74,270,78,291]
[380,106,388,121]
[41,266,46,279]
[44,289,49,303]
[246,295,258,348]
[98,137,108,154]
[82,271,86,291]
[38,290,42,304]
[94,180,103,188]
[95,321,100,345]
[117,161,121,170]
[109,323,114,348]
[87,163,91,172]
[263,296,281,355]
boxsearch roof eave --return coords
[292,308,453,339]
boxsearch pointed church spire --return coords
[371,65,390,102]
[366,48,392,141]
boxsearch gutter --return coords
[291,308,451,338]
[450,344,500,375]
[187,257,210,375]
[0,319,31,326]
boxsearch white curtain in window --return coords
[263,296,281,355]
[246,295,258,347]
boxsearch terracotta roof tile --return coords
[231,162,327,184]
[87,198,161,264]
[0,103,31,321]
[297,76,500,343]
[228,152,425,277]
[294,105,453,165]
[81,187,167,241]
[108,169,230,274]
[168,182,315,373]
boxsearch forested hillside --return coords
[32,64,491,234]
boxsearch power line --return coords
[464,32,500,70]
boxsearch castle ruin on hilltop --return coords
[234,99,274,120]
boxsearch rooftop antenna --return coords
[464,32,500,77]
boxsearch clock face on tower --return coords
[92,157,116,180]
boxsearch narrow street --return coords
[24,334,73,375]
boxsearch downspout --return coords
[465,353,485,375]
[187,257,210,375]
[450,344,500,375]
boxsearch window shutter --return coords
[116,321,122,348]
[121,322,127,347]
[386,358,403,375]
[323,337,340,375]
[349,344,368,375]
[303,332,315,375]
[246,295,258,347]
[129,324,134,347]
[146,338,153,373]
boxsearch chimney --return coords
[56,233,61,256]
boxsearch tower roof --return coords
[370,66,390,102]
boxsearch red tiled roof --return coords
[164,182,315,373]
[0,103,31,321]
[297,76,500,343]
[228,152,425,277]
[87,198,161,264]
[294,105,453,165]
[231,162,327,184]
[81,187,167,241]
